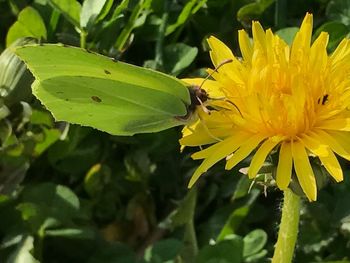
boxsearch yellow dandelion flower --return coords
[180,13,350,201]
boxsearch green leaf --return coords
[30,109,54,126]
[33,127,61,156]
[275,27,299,46]
[326,0,350,26]
[100,0,129,31]
[244,249,268,262]
[163,43,198,76]
[48,0,81,28]
[231,176,250,201]
[115,0,152,52]
[111,0,130,21]
[18,183,80,230]
[84,163,111,197]
[6,7,47,47]
[166,0,207,35]
[0,38,35,107]
[6,235,39,263]
[15,45,191,135]
[196,238,243,263]
[87,243,137,263]
[80,0,113,30]
[0,104,10,120]
[314,21,349,51]
[243,229,267,257]
[0,159,29,195]
[45,227,95,239]
[217,190,260,241]
[144,239,183,262]
[237,0,276,25]
[168,188,197,227]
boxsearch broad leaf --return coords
[326,0,350,26]
[80,0,114,30]
[48,0,81,28]
[237,0,275,25]
[163,43,198,76]
[6,7,47,47]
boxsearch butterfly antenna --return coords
[198,58,233,89]
[195,59,234,115]
[225,99,243,118]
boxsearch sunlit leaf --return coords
[163,43,198,76]
[80,0,113,30]
[237,0,275,25]
[48,0,81,28]
[6,235,39,263]
[166,0,207,35]
[6,7,46,47]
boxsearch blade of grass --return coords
[114,0,152,53]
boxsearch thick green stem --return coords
[272,189,301,263]
[185,218,198,256]
[80,30,87,49]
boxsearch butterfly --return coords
[15,44,232,136]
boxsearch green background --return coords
[1,0,350,262]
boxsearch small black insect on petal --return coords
[322,94,329,105]
[317,94,329,105]
[91,96,102,103]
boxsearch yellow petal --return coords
[309,32,329,74]
[276,142,292,190]
[300,134,329,157]
[301,134,343,182]
[207,36,236,68]
[207,36,246,85]
[292,140,317,201]
[316,118,350,131]
[191,132,249,159]
[225,133,267,170]
[296,13,313,48]
[180,127,230,146]
[188,132,250,187]
[248,136,283,179]
[181,78,205,86]
[238,29,253,62]
[326,131,350,159]
[291,13,313,63]
[311,129,350,160]
[252,21,266,49]
[319,148,343,182]
[331,38,350,64]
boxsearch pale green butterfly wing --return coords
[15,44,191,135]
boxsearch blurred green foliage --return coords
[1,0,350,262]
